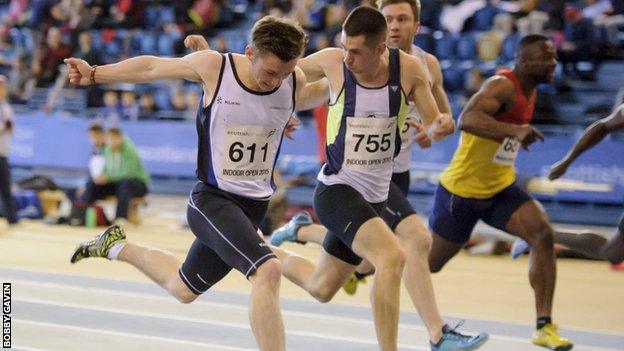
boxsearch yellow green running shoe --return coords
[70,225,127,264]
[532,323,573,350]
[342,273,367,295]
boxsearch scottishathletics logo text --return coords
[2,283,10,349]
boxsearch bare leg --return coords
[554,229,609,260]
[118,242,197,303]
[395,215,445,342]
[248,259,286,351]
[352,218,406,351]
[297,223,328,245]
[355,259,375,275]
[506,201,556,319]
[272,245,356,302]
[428,232,464,273]
[603,231,624,264]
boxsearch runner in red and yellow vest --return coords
[439,68,535,198]
[427,35,574,351]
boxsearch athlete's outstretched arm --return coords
[549,103,624,180]
[296,78,329,111]
[64,50,220,85]
[459,76,542,147]
[426,54,451,115]
[403,53,454,140]
[297,48,342,82]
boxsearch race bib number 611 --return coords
[221,124,279,180]
[344,117,397,169]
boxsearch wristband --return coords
[89,65,97,85]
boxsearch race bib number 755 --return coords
[344,117,397,170]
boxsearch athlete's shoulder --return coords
[294,66,306,88]
[480,74,515,94]
[182,50,224,77]
[399,50,430,83]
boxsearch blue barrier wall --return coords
[11,114,624,208]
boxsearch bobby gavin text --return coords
[3,283,10,349]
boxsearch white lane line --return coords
[15,297,428,350]
[5,267,623,337]
[14,319,256,351]
[14,279,624,350]
[11,279,427,329]
[10,278,624,350]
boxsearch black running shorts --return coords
[314,182,386,265]
[179,182,275,295]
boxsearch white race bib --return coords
[492,137,520,166]
[344,117,397,170]
[221,124,280,180]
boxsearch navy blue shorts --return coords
[429,183,532,244]
[391,171,410,196]
[180,182,275,295]
[618,213,624,234]
[314,182,386,265]
[382,180,416,230]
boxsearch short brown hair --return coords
[107,127,123,136]
[88,123,104,133]
[250,16,306,61]
[343,6,388,47]
[376,0,421,22]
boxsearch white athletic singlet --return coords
[196,53,295,199]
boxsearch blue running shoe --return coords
[510,238,530,260]
[431,322,489,351]
[270,211,312,247]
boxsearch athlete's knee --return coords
[166,278,198,304]
[307,283,337,303]
[375,246,406,276]
[252,259,283,287]
[525,221,554,249]
[398,227,432,255]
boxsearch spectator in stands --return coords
[558,6,598,79]
[213,35,228,53]
[589,0,624,48]
[74,31,102,66]
[102,90,121,121]
[33,27,72,87]
[120,90,139,121]
[8,54,34,104]
[81,127,149,225]
[72,31,103,107]
[464,66,486,98]
[170,88,188,112]
[87,123,106,181]
[185,89,200,121]
[543,0,566,31]
[106,0,145,29]
[0,75,17,225]
[582,0,613,20]
[138,92,159,120]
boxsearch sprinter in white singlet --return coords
[67,16,329,351]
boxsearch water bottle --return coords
[85,207,97,227]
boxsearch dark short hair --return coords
[88,123,104,133]
[250,15,306,61]
[376,0,421,22]
[516,34,549,58]
[107,127,123,136]
[343,6,388,47]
